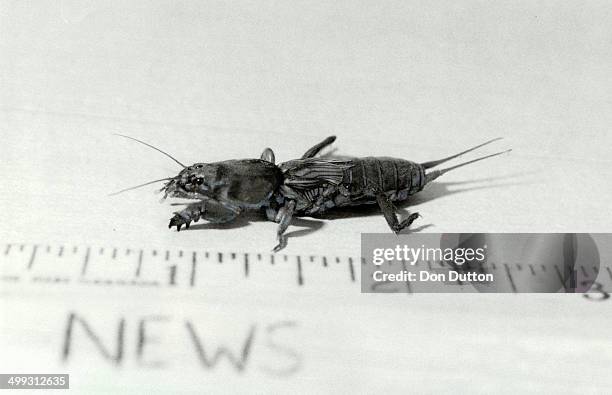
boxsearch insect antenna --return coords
[424,149,512,185]
[109,177,174,196]
[114,133,186,168]
[420,138,502,169]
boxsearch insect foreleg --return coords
[301,136,336,159]
[376,194,420,234]
[168,200,239,231]
[169,202,204,231]
[272,200,296,252]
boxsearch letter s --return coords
[259,321,301,377]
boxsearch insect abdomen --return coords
[343,157,425,200]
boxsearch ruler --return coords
[3,242,611,295]
[1,243,359,290]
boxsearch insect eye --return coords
[195,164,203,168]
[195,178,204,185]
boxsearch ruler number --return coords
[582,281,610,301]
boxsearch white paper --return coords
[2,1,612,393]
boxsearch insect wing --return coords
[280,159,353,189]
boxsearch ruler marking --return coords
[27,245,39,270]
[348,257,355,282]
[553,265,567,290]
[190,251,197,287]
[19,244,24,252]
[99,247,104,255]
[580,265,588,277]
[503,263,517,293]
[112,248,117,259]
[81,247,90,276]
[58,246,64,257]
[72,246,78,254]
[322,256,328,267]
[135,249,143,277]
[45,245,51,253]
[168,265,177,286]
[270,254,275,265]
[244,254,249,277]
[179,250,183,257]
[32,276,70,284]
[78,278,160,287]
[529,264,535,275]
[606,267,612,280]
[165,250,170,261]
[217,252,223,263]
[296,256,304,286]
[401,260,413,294]
[427,260,432,271]
[4,244,11,255]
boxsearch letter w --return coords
[186,322,256,372]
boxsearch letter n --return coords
[62,312,125,365]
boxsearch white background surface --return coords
[2,0,611,255]
[1,1,612,393]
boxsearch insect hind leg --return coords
[301,136,336,159]
[376,195,420,234]
[260,148,275,163]
[273,200,296,252]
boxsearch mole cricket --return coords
[112,135,510,251]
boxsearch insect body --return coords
[113,135,510,251]
[274,138,509,250]
[280,156,427,215]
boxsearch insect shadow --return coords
[409,176,530,206]
[186,211,325,240]
[320,172,531,228]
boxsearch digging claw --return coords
[169,214,191,232]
